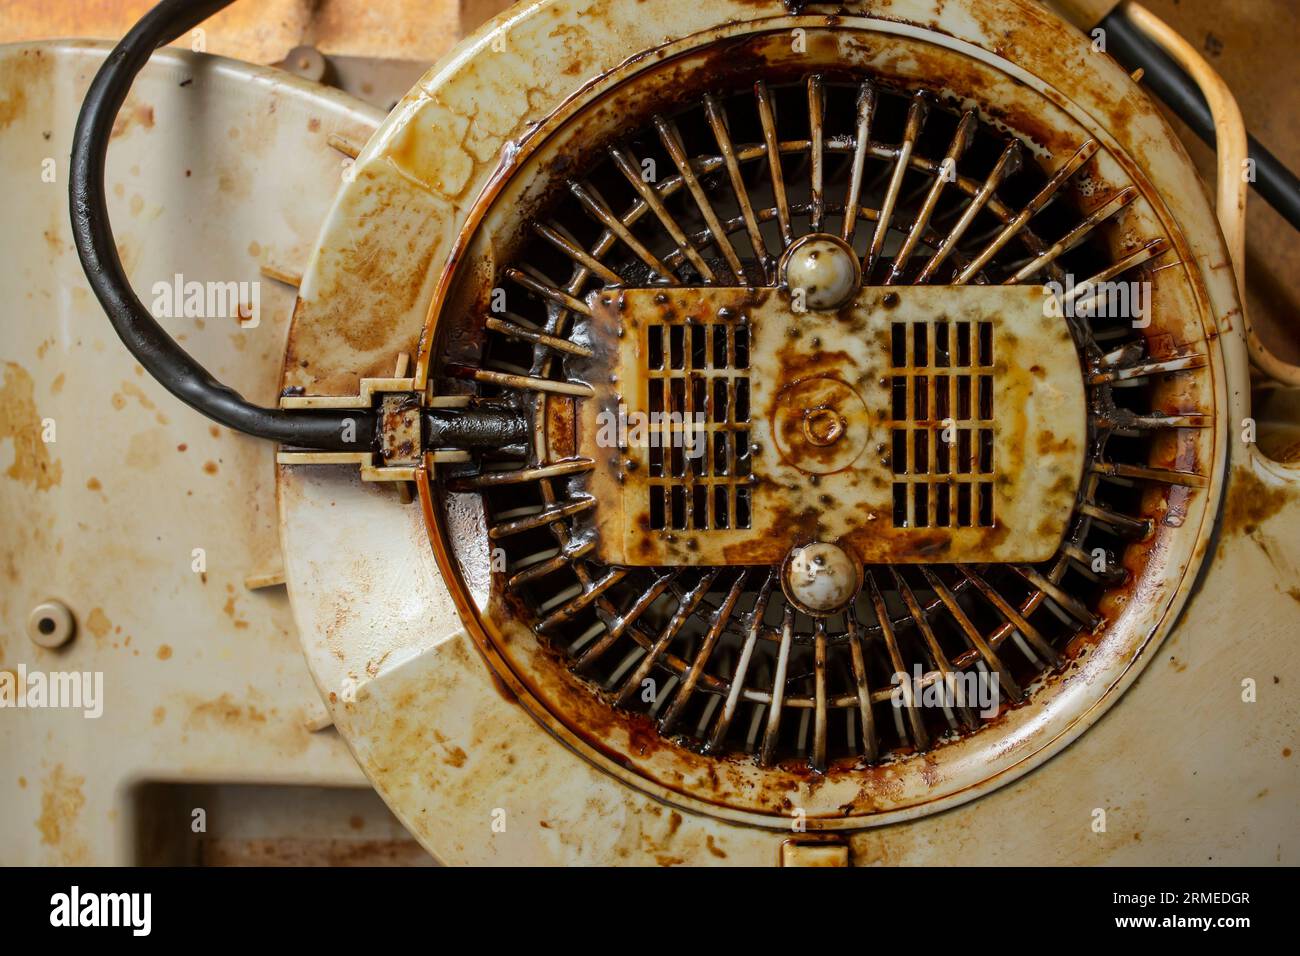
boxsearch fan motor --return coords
[279,0,1232,839]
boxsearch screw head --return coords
[781,234,862,310]
[802,406,846,447]
[781,542,862,616]
[27,600,75,649]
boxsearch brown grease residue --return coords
[111,101,155,138]
[221,587,250,630]
[431,729,469,767]
[187,693,269,727]
[0,49,49,129]
[1221,466,1293,536]
[85,607,111,642]
[1,363,62,490]
[37,765,85,853]
[112,380,156,412]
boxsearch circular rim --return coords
[278,0,1244,857]
[412,15,1230,829]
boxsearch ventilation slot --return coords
[647,318,751,531]
[890,320,995,528]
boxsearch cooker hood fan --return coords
[440,76,1148,773]
[403,38,1221,809]
[70,0,1265,861]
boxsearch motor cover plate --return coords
[577,285,1086,566]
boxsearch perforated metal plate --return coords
[577,285,1085,565]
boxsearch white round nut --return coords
[782,542,861,615]
[782,234,861,310]
[28,600,75,649]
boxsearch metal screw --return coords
[781,542,861,615]
[27,600,75,649]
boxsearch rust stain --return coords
[36,765,85,861]
[112,380,156,412]
[85,607,111,642]
[222,586,250,630]
[1,362,62,490]
[1221,466,1293,536]
[431,729,469,767]
[0,48,49,129]
[0,79,26,128]
[187,692,269,728]
[156,644,173,661]
[110,100,155,139]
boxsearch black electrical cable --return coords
[1099,5,1300,233]
[69,0,375,450]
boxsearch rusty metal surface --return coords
[578,285,1085,565]
[0,40,385,864]
[278,0,1252,863]
[405,6,1225,819]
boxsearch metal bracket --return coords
[276,372,470,482]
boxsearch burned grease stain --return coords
[0,362,62,490]
[1221,466,1293,537]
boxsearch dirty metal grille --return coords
[581,285,1081,564]
[644,317,752,532]
[889,319,996,529]
[436,71,1214,773]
